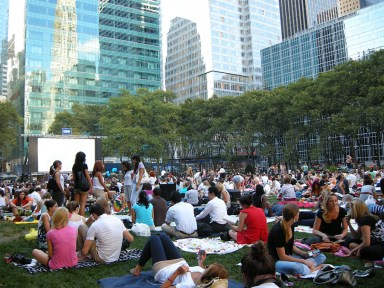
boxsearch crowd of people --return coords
[1,155,384,287]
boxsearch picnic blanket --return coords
[279,201,315,208]
[174,237,245,255]
[98,271,244,288]
[13,249,142,274]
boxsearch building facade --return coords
[161,0,281,104]
[0,0,9,97]
[261,1,384,90]
[6,0,160,172]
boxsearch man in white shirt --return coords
[79,203,134,263]
[346,170,357,189]
[185,187,200,206]
[195,186,228,237]
[161,191,198,238]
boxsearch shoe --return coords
[11,253,32,265]
[219,231,230,241]
[353,268,375,278]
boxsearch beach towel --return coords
[13,249,141,274]
[278,201,315,208]
[98,271,244,288]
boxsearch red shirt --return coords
[12,196,33,206]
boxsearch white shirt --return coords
[197,183,209,197]
[280,184,296,199]
[93,175,105,190]
[252,283,279,288]
[155,259,204,287]
[124,170,133,186]
[346,173,357,187]
[224,181,234,190]
[195,197,227,224]
[29,191,42,206]
[218,168,225,174]
[86,214,126,262]
[165,202,197,234]
[185,189,199,205]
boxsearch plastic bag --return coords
[365,195,376,205]
[131,223,151,237]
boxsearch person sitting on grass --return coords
[38,199,57,250]
[346,199,384,262]
[241,241,281,288]
[302,193,348,245]
[32,207,78,270]
[132,191,155,230]
[267,203,326,276]
[130,233,228,288]
[9,190,33,216]
[78,203,134,263]
[226,194,268,244]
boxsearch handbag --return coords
[47,171,59,192]
[314,265,356,286]
[77,170,90,192]
[135,169,150,184]
[311,242,340,253]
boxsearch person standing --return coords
[92,160,109,200]
[122,161,133,213]
[131,155,146,205]
[302,162,309,176]
[49,160,65,207]
[72,152,92,216]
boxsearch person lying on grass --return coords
[130,233,228,288]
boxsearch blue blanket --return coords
[98,271,243,288]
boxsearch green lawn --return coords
[0,218,383,287]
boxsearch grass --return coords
[1,213,384,287]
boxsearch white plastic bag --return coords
[365,195,376,206]
[131,223,151,237]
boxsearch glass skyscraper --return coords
[261,1,384,90]
[6,0,160,168]
[7,0,160,135]
[161,0,281,104]
[0,0,9,97]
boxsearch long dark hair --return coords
[122,161,131,173]
[74,151,86,171]
[49,160,62,176]
[131,155,140,173]
[137,190,149,209]
[241,241,277,287]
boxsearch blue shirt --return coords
[132,203,154,227]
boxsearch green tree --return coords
[0,101,23,159]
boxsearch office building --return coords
[261,1,384,90]
[0,0,9,97]
[7,0,160,135]
[279,0,308,39]
[161,0,281,104]
[6,0,160,171]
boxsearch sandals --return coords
[353,268,375,278]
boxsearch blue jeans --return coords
[276,253,326,275]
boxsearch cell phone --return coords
[196,249,205,261]
[307,249,321,257]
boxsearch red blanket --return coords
[278,201,315,208]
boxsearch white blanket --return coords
[173,237,245,255]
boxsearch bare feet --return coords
[130,265,141,276]
[310,264,324,273]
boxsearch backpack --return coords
[77,170,90,192]
[47,171,59,192]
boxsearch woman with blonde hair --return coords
[347,199,384,261]
[32,207,78,270]
[92,160,110,200]
[267,203,326,276]
[303,193,348,245]
[215,182,231,208]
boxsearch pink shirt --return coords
[47,225,78,270]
